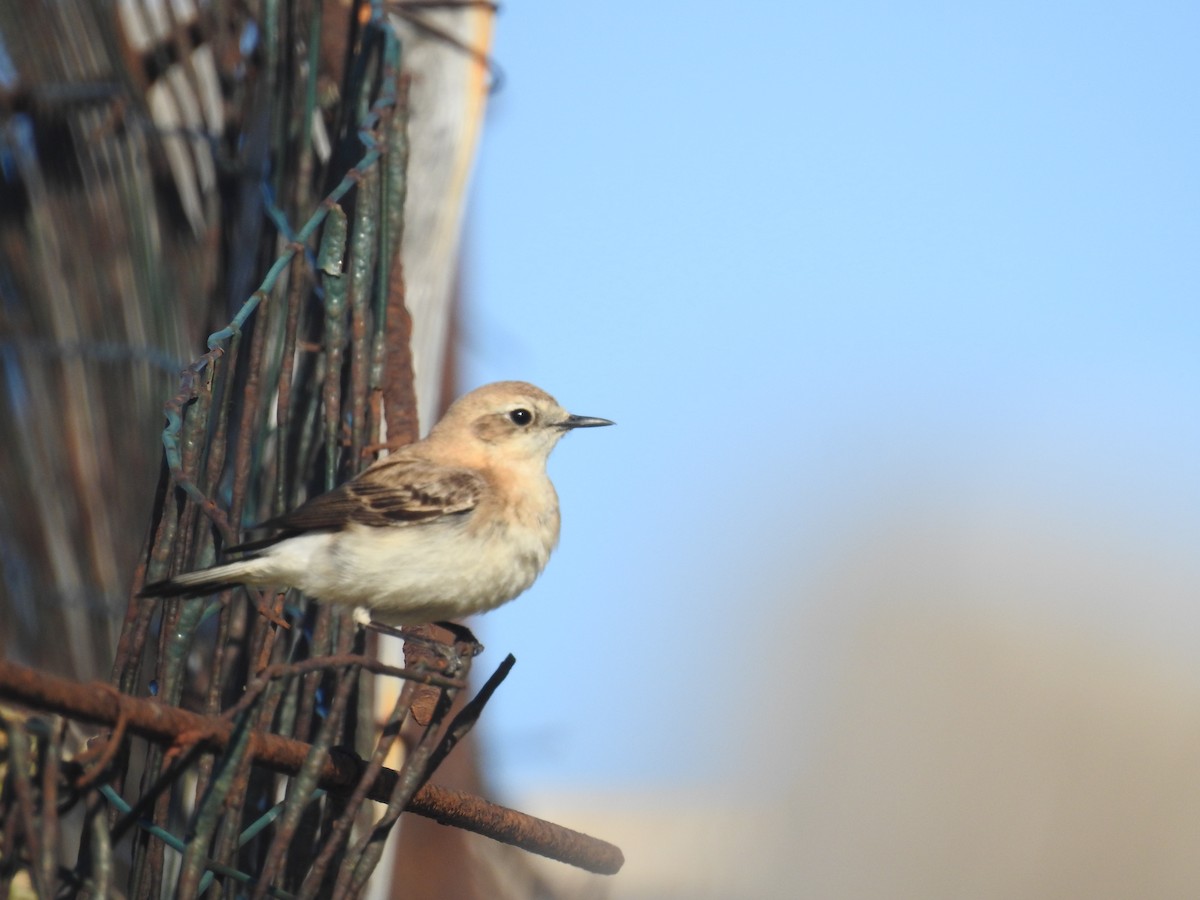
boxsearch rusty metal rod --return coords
[0,658,624,875]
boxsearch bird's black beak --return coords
[559,414,615,429]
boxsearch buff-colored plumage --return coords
[140,381,613,624]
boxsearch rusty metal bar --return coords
[0,658,625,875]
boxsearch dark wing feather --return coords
[264,458,484,533]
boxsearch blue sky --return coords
[456,2,1200,797]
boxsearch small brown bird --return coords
[140,381,613,623]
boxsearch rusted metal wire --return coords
[1,3,626,894]
[0,658,625,875]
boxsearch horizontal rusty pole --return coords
[0,658,623,875]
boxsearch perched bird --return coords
[140,381,613,623]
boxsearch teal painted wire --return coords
[98,784,186,853]
[98,782,317,899]
[160,20,401,483]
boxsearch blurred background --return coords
[2,1,1198,897]
[458,2,1200,896]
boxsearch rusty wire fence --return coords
[0,3,621,895]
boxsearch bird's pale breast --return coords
[265,478,560,623]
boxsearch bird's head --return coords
[429,381,613,467]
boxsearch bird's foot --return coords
[359,619,483,666]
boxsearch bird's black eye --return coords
[509,408,533,426]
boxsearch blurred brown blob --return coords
[524,499,1200,899]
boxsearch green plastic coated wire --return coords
[98,784,316,899]
[160,22,402,490]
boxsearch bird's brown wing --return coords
[282,458,485,530]
[229,459,485,550]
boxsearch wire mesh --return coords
[0,3,624,893]
[4,6,482,896]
